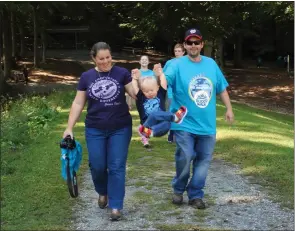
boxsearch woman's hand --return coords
[63,128,74,139]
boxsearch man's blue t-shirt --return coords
[135,86,167,125]
[163,58,177,100]
[164,55,229,135]
[77,66,132,130]
[140,69,155,78]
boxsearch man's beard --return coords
[189,52,200,59]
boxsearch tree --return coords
[2,4,13,80]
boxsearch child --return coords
[131,68,187,147]
[163,43,185,143]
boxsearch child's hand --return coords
[153,63,163,77]
[131,68,140,80]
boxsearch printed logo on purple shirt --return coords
[88,77,121,103]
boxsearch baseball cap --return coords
[184,28,202,41]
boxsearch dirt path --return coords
[72,158,293,230]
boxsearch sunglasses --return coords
[186,40,202,46]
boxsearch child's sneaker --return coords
[138,125,152,138]
[142,137,151,149]
[175,106,188,124]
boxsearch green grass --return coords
[215,100,293,208]
[1,91,293,230]
[1,91,89,230]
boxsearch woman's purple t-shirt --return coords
[77,66,132,130]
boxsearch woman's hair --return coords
[90,42,111,58]
[174,43,184,51]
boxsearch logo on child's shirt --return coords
[89,77,120,103]
[143,97,160,116]
[188,75,212,108]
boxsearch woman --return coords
[63,42,136,221]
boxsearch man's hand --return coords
[153,63,163,77]
[225,109,234,125]
[131,68,141,80]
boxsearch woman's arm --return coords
[125,82,138,99]
[63,90,87,138]
[129,68,141,96]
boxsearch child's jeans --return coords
[143,110,174,137]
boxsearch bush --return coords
[0,92,73,152]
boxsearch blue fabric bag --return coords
[60,140,82,180]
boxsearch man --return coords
[156,28,234,209]
[163,44,185,143]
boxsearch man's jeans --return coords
[172,131,216,200]
[85,126,132,210]
[143,110,174,137]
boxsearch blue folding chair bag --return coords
[60,137,82,198]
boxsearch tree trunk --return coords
[2,7,12,80]
[19,22,26,57]
[41,30,46,63]
[11,11,16,58]
[0,67,4,95]
[233,33,243,68]
[0,13,3,64]
[33,5,39,67]
[217,37,224,69]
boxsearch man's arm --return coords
[219,89,234,124]
[153,64,167,90]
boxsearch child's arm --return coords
[131,68,140,95]
[153,64,167,90]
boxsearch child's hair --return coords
[174,43,184,51]
[139,76,159,89]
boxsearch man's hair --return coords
[90,42,111,58]
[174,43,184,51]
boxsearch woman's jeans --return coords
[143,110,174,137]
[172,131,216,200]
[85,126,132,210]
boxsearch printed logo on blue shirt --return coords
[143,97,160,116]
[89,77,120,103]
[188,75,213,108]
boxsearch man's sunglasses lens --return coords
[186,41,201,45]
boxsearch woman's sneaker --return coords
[110,209,122,221]
[175,106,188,124]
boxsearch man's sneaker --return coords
[138,125,152,138]
[188,198,206,209]
[175,106,188,124]
[172,193,183,205]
